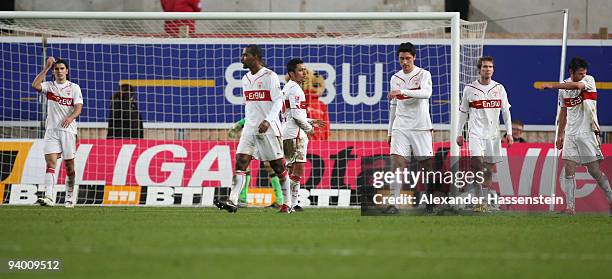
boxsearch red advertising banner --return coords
[4,139,609,211]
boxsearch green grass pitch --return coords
[1,207,610,278]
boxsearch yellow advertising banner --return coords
[103,185,142,205]
[247,188,276,207]
[0,141,34,184]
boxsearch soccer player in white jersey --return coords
[214,45,291,213]
[539,57,612,215]
[387,42,435,214]
[456,56,513,212]
[282,59,325,212]
[31,57,83,208]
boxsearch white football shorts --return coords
[237,133,284,161]
[562,132,603,165]
[390,129,433,161]
[468,135,502,164]
[44,129,77,160]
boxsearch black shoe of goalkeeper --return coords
[292,205,304,212]
[213,198,226,210]
[224,200,238,213]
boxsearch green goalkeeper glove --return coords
[228,118,246,139]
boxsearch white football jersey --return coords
[558,75,599,136]
[389,66,433,131]
[459,80,511,139]
[241,67,283,136]
[41,81,83,134]
[282,80,312,140]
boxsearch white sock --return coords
[290,176,300,208]
[595,173,612,203]
[280,171,290,206]
[563,176,576,210]
[66,176,75,203]
[390,180,401,208]
[229,171,246,204]
[44,167,55,201]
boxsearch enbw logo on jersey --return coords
[482,100,501,108]
[245,90,271,101]
[58,98,74,106]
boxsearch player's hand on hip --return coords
[456,135,464,146]
[555,136,564,150]
[505,134,514,147]
[388,90,402,100]
[258,120,270,133]
[61,116,74,128]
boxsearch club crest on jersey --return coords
[490,89,499,97]
[257,81,263,89]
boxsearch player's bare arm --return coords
[556,107,567,150]
[62,103,83,128]
[31,56,56,92]
[538,82,585,91]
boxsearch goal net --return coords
[0,12,486,207]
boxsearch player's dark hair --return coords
[477,56,494,69]
[54,58,70,80]
[286,58,304,74]
[397,42,416,56]
[568,56,588,72]
[245,44,264,65]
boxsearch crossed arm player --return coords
[538,56,611,215]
